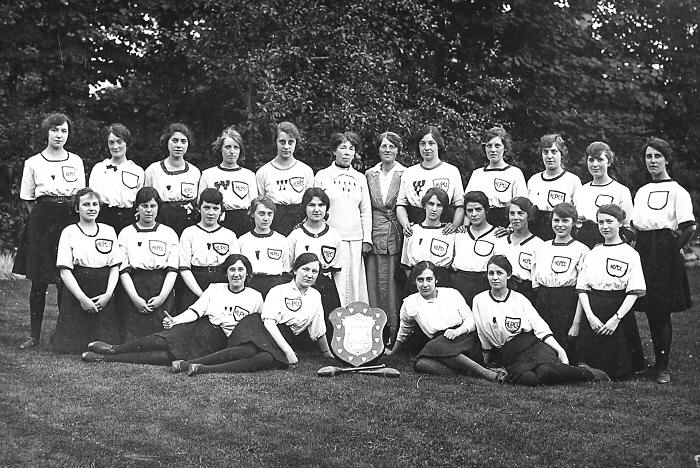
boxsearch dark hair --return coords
[248,196,276,218]
[72,187,101,212]
[596,203,626,223]
[408,261,438,285]
[301,187,331,210]
[538,133,568,162]
[509,196,536,220]
[464,190,489,212]
[159,123,193,152]
[41,112,71,136]
[421,187,449,209]
[105,123,132,147]
[487,255,513,276]
[330,132,361,153]
[221,254,253,284]
[414,125,445,159]
[276,121,301,143]
[293,252,320,271]
[211,126,245,160]
[134,186,162,207]
[585,141,615,165]
[376,131,403,153]
[552,202,577,220]
[198,187,224,208]
[482,126,512,156]
[643,137,673,169]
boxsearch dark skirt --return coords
[452,270,489,307]
[97,206,135,234]
[576,289,645,377]
[508,278,536,305]
[227,314,314,366]
[118,268,175,342]
[176,266,227,313]
[535,286,577,347]
[405,205,455,225]
[635,229,692,314]
[249,273,292,299]
[220,208,251,238]
[14,197,76,282]
[402,266,453,298]
[155,317,227,360]
[531,209,554,241]
[486,207,509,228]
[157,200,197,236]
[271,203,303,236]
[417,331,482,362]
[500,332,559,382]
[575,221,603,249]
[51,266,120,353]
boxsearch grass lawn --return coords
[1,272,699,467]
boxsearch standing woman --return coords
[453,191,498,307]
[400,188,455,295]
[631,137,696,384]
[180,253,333,376]
[527,134,582,240]
[465,126,527,228]
[14,112,86,349]
[117,187,179,341]
[52,188,121,353]
[572,204,646,380]
[199,126,258,237]
[177,188,240,313]
[144,123,201,236]
[365,131,406,343]
[396,126,464,235]
[315,132,372,306]
[239,196,292,298]
[574,142,633,248]
[255,122,314,235]
[89,123,145,233]
[493,197,544,304]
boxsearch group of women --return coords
[13,112,695,386]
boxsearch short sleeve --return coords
[305,292,327,341]
[396,177,409,207]
[190,287,212,318]
[625,251,646,296]
[453,290,475,332]
[522,296,553,341]
[261,287,281,322]
[178,229,193,270]
[56,227,74,269]
[395,300,416,343]
[471,296,492,350]
[675,185,696,225]
[19,159,37,200]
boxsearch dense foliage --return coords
[1,0,698,249]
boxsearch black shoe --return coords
[87,341,115,354]
[656,371,671,384]
[578,363,611,382]
[82,351,104,362]
[19,337,39,349]
[637,365,659,380]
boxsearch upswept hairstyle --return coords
[221,254,253,284]
[464,191,489,212]
[247,196,277,218]
[134,186,162,207]
[301,187,331,210]
[421,187,449,208]
[596,203,625,223]
[376,131,403,154]
[159,123,193,155]
[72,187,101,212]
[482,126,512,156]
[41,112,71,135]
[276,121,301,143]
[585,141,615,165]
[538,134,569,162]
[487,255,513,276]
[211,126,245,160]
[104,123,132,147]
[552,202,578,221]
[508,196,536,220]
[330,132,361,152]
[293,252,320,271]
[643,137,673,170]
[408,260,438,285]
[414,125,445,159]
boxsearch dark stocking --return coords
[185,343,258,366]
[113,335,169,353]
[440,355,497,381]
[197,351,276,374]
[513,363,593,386]
[29,281,48,339]
[646,312,672,371]
[103,350,172,365]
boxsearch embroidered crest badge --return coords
[212,242,229,256]
[494,178,511,192]
[267,248,283,260]
[505,316,521,333]
[329,301,386,366]
[232,181,249,200]
[95,239,113,254]
[551,256,572,274]
[62,166,78,183]
[149,240,167,256]
[321,246,336,264]
[285,297,302,312]
[547,190,566,208]
[288,177,306,193]
[606,258,628,278]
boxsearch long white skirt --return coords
[333,240,368,306]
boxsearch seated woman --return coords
[178,253,333,376]
[472,255,609,386]
[81,254,263,364]
[386,261,506,383]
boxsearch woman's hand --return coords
[91,293,112,312]
[456,224,468,233]
[493,226,511,238]
[147,295,166,310]
[586,314,604,334]
[362,242,373,254]
[79,296,99,313]
[557,349,569,365]
[285,350,299,365]
[567,321,580,337]
[402,223,413,237]
[443,328,459,340]
[384,347,393,356]
[442,223,457,235]
[599,315,621,335]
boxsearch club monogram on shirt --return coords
[606,258,628,278]
[285,297,302,312]
[276,177,305,193]
[213,180,250,199]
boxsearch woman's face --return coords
[295,260,320,289]
[226,260,248,292]
[508,203,529,231]
[487,263,510,290]
[276,131,296,160]
[379,138,398,165]
[107,132,127,159]
[484,136,505,164]
[415,268,437,299]
[423,195,444,222]
[419,133,439,163]
[221,137,240,167]
[551,213,574,239]
[77,194,100,222]
[541,144,562,172]
[597,212,621,242]
[168,131,189,159]
[48,122,69,150]
[645,146,668,177]
[252,203,275,231]
[587,152,610,179]
[137,198,158,225]
[305,196,327,223]
[465,202,487,227]
[334,139,355,168]
[200,201,222,228]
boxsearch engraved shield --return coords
[329,301,387,366]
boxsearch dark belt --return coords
[37,195,72,204]
[191,265,222,273]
